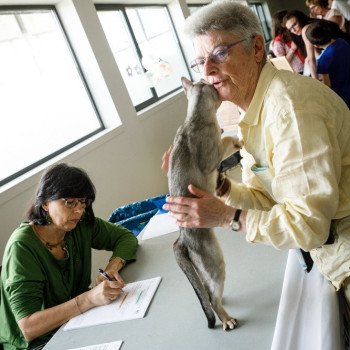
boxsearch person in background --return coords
[162,1,350,308]
[0,163,138,350]
[270,10,305,74]
[283,10,318,78]
[307,0,346,31]
[329,0,350,34]
[318,16,350,45]
[329,0,350,21]
[306,19,350,107]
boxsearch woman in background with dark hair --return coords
[284,10,318,78]
[270,9,305,73]
[0,163,138,350]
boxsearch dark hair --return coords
[305,19,334,45]
[272,10,292,43]
[305,19,350,45]
[307,0,329,8]
[283,10,315,29]
[27,163,96,226]
[283,10,316,58]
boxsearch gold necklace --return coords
[43,240,66,251]
[32,224,69,258]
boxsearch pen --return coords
[98,268,113,281]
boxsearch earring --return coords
[45,212,52,225]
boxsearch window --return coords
[97,5,191,111]
[0,6,103,186]
[249,2,271,43]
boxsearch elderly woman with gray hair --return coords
[163,1,350,305]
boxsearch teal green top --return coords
[0,218,138,350]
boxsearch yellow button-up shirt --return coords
[226,63,350,289]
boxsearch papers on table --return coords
[64,277,161,330]
[269,56,294,72]
[67,341,123,350]
[140,211,178,240]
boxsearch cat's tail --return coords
[173,236,216,328]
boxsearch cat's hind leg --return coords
[196,245,238,331]
[173,239,216,328]
[210,287,238,331]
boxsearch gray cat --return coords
[168,77,242,330]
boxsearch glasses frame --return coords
[61,198,92,209]
[286,21,298,32]
[190,38,247,73]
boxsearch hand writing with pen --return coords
[94,257,126,304]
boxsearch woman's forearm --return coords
[17,292,92,341]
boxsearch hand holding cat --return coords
[163,184,246,231]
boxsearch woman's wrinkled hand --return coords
[88,280,124,306]
[95,258,125,287]
[163,184,235,228]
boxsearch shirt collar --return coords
[239,62,278,126]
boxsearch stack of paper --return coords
[140,212,179,240]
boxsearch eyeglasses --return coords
[286,21,298,32]
[190,38,247,73]
[62,198,92,209]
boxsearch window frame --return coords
[187,3,206,14]
[96,3,192,112]
[0,5,104,187]
[248,2,272,43]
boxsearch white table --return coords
[43,228,287,350]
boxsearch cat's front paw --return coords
[223,317,238,331]
[232,138,243,150]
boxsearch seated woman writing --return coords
[0,163,138,350]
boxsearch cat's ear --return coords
[181,76,193,94]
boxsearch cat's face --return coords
[192,30,265,111]
[181,77,221,110]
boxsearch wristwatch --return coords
[230,209,242,231]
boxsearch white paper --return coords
[270,56,294,72]
[67,340,123,350]
[64,277,161,330]
[140,212,179,240]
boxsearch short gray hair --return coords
[184,1,265,48]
